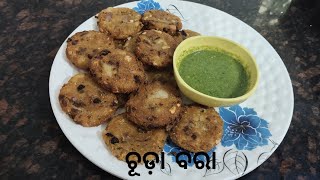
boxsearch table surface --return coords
[0,0,319,179]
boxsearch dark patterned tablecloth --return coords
[0,0,319,179]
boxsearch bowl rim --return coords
[173,35,260,103]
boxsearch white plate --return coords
[49,0,294,179]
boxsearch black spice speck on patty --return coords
[173,29,201,45]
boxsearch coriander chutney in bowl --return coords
[173,36,259,107]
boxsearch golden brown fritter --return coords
[126,81,182,129]
[102,113,167,161]
[59,73,118,127]
[142,10,182,35]
[135,30,177,68]
[66,31,115,70]
[97,7,143,39]
[170,105,223,152]
[89,49,145,93]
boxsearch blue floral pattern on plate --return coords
[163,139,216,167]
[219,105,272,150]
[133,0,163,14]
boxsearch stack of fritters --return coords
[59,7,222,161]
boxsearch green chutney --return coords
[178,49,249,98]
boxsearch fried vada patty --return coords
[142,10,182,35]
[66,31,115,70]
[135,30,177,68]
[97,7,143,39]
[59,73,118,127]
[169,105,223,152]
[126,81,182,129]
[103,113,167,161]
[89,49,145,93]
